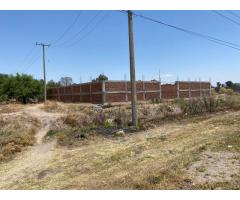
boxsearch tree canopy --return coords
[47,80,61,88]
[60,77,73,86]
[0,73,43,104]
[92,74,108,82]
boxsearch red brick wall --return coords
[81,84,90,93]
[92,94,102,103]
[72,85,80,93]
[105,82,126,91]
[145,82,159,90]
[145,92,159,100]
[162,84,177,99]
[91,82,102,92]
[47,81,211,104]
[106,93,126,102]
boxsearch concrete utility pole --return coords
[128,10,138,126]
[36,42,50,103]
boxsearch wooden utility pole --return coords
[128,10,137,126]
[36,42,50,103]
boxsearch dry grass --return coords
[0,112,40,162]
[42,95,240,147]
[0,103,25,113]
[1,109,239,189]
[1,96,239,189]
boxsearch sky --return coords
[0,10,240,85]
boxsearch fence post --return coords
[188,79,191,99]
[63,86,66,102]
[177,81,180,98]
[57,87,60,101]
[209,78,211,96]
[71,85,73,102]
[90,82,92,103]
[125,80,128,102]
[199,78,202,98]
[159,80,162,100]
[79,84,82,102]
[102,81,106,104]
[143,81,146,101]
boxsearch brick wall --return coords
[47,81,211,104]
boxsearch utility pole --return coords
[36,42,50,103]
[128,10,137,126]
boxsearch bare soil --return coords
[188,151,240,184]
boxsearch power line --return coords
[226,10,240,20]
[212,10,240,26]
[131,11,240,51]
[15,45,37,73]
[118,10,128,16]
[52,11,82,45]
[54,11,102,47]
[22,45,36,64]
[64,12,109,48]
[22,54,41,74]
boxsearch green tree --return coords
[225,81,233,89]
[0,73,43,104]
[216,82,222,92]
[47,80,60,88]
[60,77,73,86]
[92,74,108,82]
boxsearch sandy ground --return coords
[188,151,240,184]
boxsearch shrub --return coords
[0,95,7,102]
[156,103,175,117]
[151,98,161,104]
[93,111,106,125]
[114,107,129,127]
[203,96,219,112]
[219,87,234,95]
[218,94,240,110]
[63,113,93,128]
[141,105,150,116]
[0,115,38,162]
[103,119,113,128]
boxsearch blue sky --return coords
[0,10,240,85]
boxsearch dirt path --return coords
[0,104,64,189]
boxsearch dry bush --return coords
[218,94,240,110]
[40,101,67,113]
[43,94,240,147]
[219,87,234,95]
[177,97,220,115]
[62,113,94,128]
[0,114,39,162]
[113,107,131,127]
[0,104,24,113]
